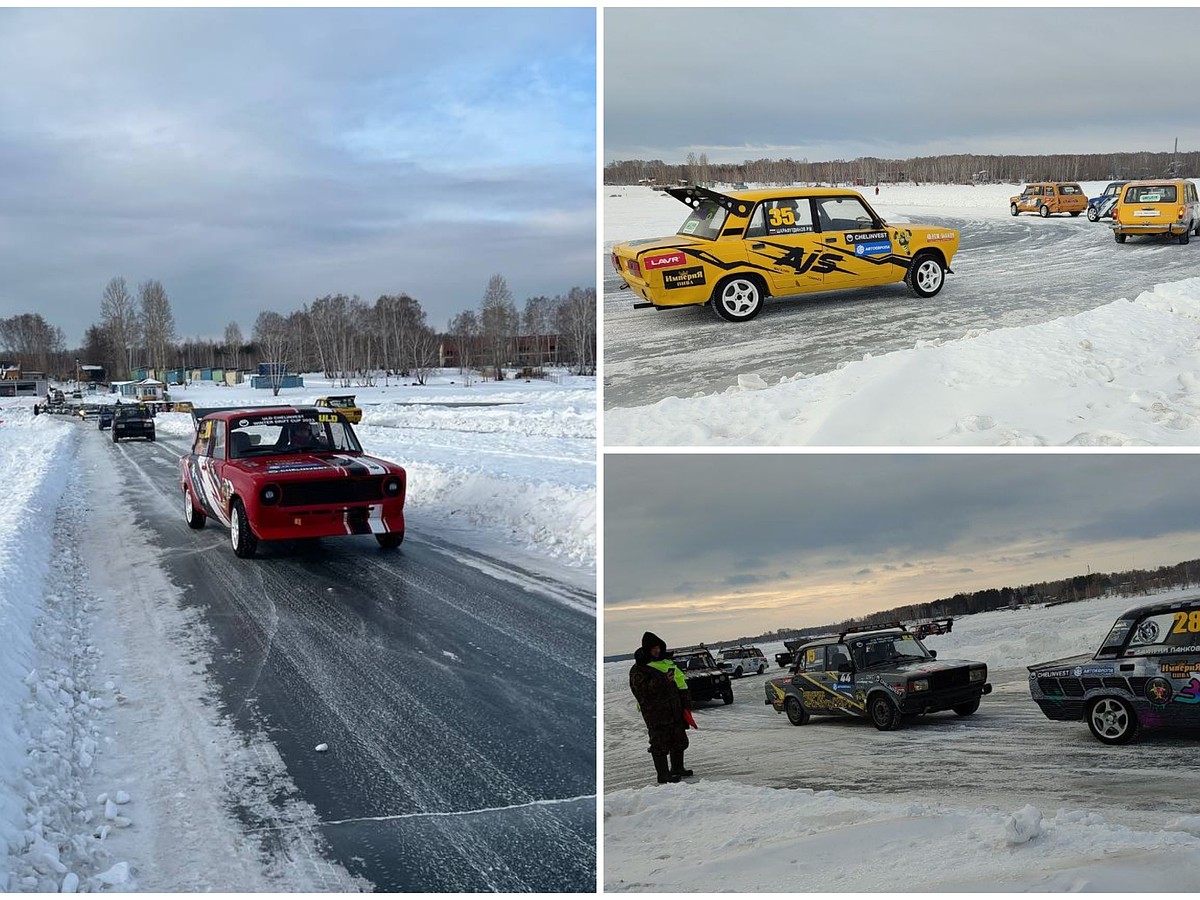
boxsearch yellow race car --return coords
[611,185,960,322]
[314,395,363,424]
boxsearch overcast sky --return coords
[0,8,595,345]
[604,455,1200,654]
[605,8,1200,164]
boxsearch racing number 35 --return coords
[768,207,796,227]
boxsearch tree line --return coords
[2,275,596,386]
[717,558,1200,649]
[605,150,1200,187]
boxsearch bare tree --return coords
[556,286,596,376]
[223,321,244,372]
[252,311,290,396]
[139,279,176,379]
[480,274,517,380]
[100,276,140,379]
[448,310,480,384]
[0,313,65,374]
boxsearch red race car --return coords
[180,407,406,558]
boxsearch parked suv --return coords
[1029,596,1200,745]
[1111,180,1200,244]
[719,646,769,677]
[1010,182,1087,217]
[765,623,991,730]
[670,647,734,705]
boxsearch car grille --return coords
[280,478,383,508]
[929,668,972,691]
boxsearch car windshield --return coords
[326,397,354,408]
[1126,184,1177,203]
[676,200,728,240]
[1105,182,1124,196]
[227,411,362,458]
[674,652,716,670]
[851,633,930,669]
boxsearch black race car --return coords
[112,405,155,442]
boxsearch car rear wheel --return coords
[376,531,404,549]
[711,276,764,322]
[1087,696,1139,745]
[112,431,120,443]
[1181,229,1190,245]
[1070,210,1081,217]
[1010,203,1019,216]
[1193,220,1200,237]
[953,698,980,716]
[785,697,810,726]
[1039,204,1050,218]
[906,253,945,298]
[1087,207,1100,222]
[869,694,899,731]
[183,486,206,529]
[230,498,258,559]
[722,688,734,705]
[1115,231,1127,243]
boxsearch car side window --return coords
[756,198,814,236]
[1122,612,1198,656]
[813,196,877,232]
[193,420,213,456]
[799,646,826,672]
[827,643,852,672]
[211,420,226,459]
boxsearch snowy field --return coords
[605,588,1200,891]
[603,183,1200,446]
[0,370,595,890]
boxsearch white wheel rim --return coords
[721,280,759,317]
[231,508,239,548]
[916,261,942,292]
[184,489,191,522]
[1091,699,1128,738]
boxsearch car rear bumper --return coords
[1114,222,1187,234]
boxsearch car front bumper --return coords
[898,682,991,715]
[247,500,405,541]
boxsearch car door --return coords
[743,196,828,295]
[812,195,899,289]
[190,419,232,525]
[1019,185,1041,212]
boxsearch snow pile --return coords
[604,781,1200,891]
[605,276,1200,446]
[0,409,132,890]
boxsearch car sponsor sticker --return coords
[1175,678,1200,704]
[1071,665,1114,676]
[844,231,888,244]
[662,266,706,290]
[1160,660,1200,678]
[643,251,688,270]
[854,240,892,257]
[266,461,329,473]
[927,232,956,242]
[1146,676,1173,705]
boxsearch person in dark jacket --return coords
[629,631,697,784]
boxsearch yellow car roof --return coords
[725,187,869,201]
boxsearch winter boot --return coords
[652,752,680,784]
[669,749,693,778]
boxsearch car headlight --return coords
[382,476,404,499]
[969,668,986,683]
[260,484,281,505]
[909,679,929,692]
[719,675,728,683]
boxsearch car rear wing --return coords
[913,618,954,639]
[665,184,754,218]
[189,408,225,429]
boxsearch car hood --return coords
[613,235,711,256]
[227,453,396,477]
[1026,653,1095,674]
[866,657,984,676]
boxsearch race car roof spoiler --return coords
[666,184,755,218]
[840,621,906,639]
[188,408,226,428]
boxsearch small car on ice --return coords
[1111,179,1200,244]
[180,407,406,559]
[719,646,769,677]
[1086,181,1128,221]
[765,623,991,730]
[1009,182,1087,218]
[111,405,155,442]
[670,646,734,705]
[314,395,363,424]
[611,185,960,322]
[1028,596,1200,745]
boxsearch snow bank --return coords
[605,276,1200,446]
[605,780,1200,891]
[0,408,79,888]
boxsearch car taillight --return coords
[1179,207,1187,220]
[610,252,621,274]
[628,258,641,279]
[1112,207,1120,223]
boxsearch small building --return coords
[250,374,304,390]
[79,364,106,383]
[134,378,166,402]
[224,370,245,386]
[0,376,48,397]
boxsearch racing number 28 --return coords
[1171,611,1200,634]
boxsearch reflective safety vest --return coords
[648,658,687,690]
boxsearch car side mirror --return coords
[838,662,852,674]
[928,650,937,658]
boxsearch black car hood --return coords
[1027,653,1095,674]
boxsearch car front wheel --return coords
[785,697,810,726]
[376,531,404,549]
[183,486,206,529]
[1087,206,1100,222]
[1087,696,1138,745]
[230,498,258,559]
[906,253,945,298]
[734,666,744,678]
[869,694,899,731]
[1010,203,1019,216]
[953,698,980,716]
[711,276,764,322]
[722,688,734,705]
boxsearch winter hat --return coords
[641,631,667,655]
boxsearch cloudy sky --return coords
[0,9,595,344]
[605,8,1200,164]
[604,455,1200,653]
